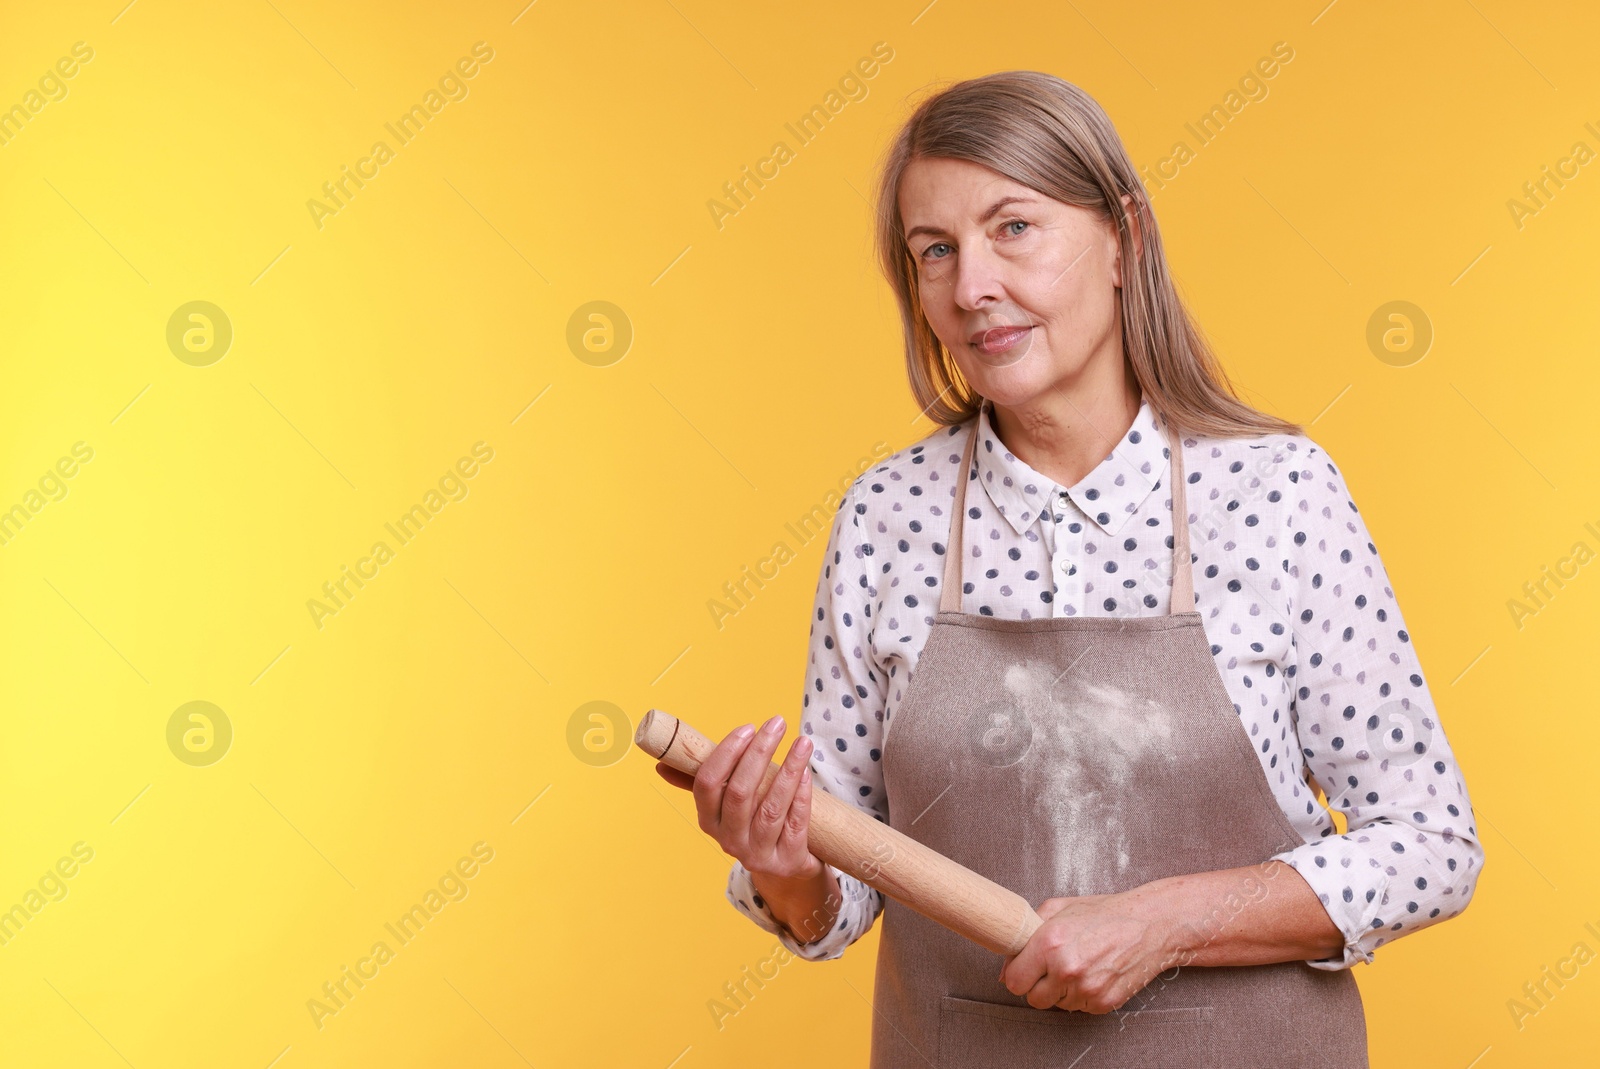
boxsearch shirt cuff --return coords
[724,860,882,961]
[1268,837,1390,971]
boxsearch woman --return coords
[657,70,1483,1066]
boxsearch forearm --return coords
[1123,860,1345,968]
[750,865,844,946]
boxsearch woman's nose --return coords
[950,244,1008,310]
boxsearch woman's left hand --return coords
[998,893,1178,1014]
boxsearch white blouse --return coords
[726,396,1483,970]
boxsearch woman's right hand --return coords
[654,714,823,882]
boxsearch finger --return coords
[697,724,757,786]
[655,762,696,792]
[775,740,818,863]
[1024,969,1073,1011]
[1053,989,1091,1014]
[785,762,828,882]
[1035,897,1072,922]
[721,716,788,836]
[999,929,1052,998]
[751,734,812,856]
[692,724,756,831]
[1012,940,1079,1010]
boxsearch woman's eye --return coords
[922,242,952,260]
[1004,219,1029,236]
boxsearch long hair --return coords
[871,70,1300,439]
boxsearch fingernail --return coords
[762,715,784,734]
[734,723,755,738]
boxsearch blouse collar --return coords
[969,394,1173,539]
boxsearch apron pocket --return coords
[937,994,1213,1068]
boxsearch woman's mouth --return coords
[972,326,1032,355]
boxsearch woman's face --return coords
[896,156,1139,409]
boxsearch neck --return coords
[988,364,1142,489]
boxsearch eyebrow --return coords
[904,195,1039,243]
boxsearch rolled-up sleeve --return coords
[724,478,889,961]
[1270,442,1484,970]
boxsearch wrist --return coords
[751,857,827,898]
[750,852,824,886]
[1119,876,1191,967]
[753,864,841,946]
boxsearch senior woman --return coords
[657,70,1483,1067]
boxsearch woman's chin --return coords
[956,355,1043,400]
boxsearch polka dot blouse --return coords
[727,395,1483,969]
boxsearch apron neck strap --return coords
[1166,418,1193,613]
[937,399,1195,616]
[938,411,981,613]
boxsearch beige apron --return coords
[869,413,1368,1068]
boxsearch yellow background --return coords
[0,0,1593,1065]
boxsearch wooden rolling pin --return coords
[636,708,1043,957]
